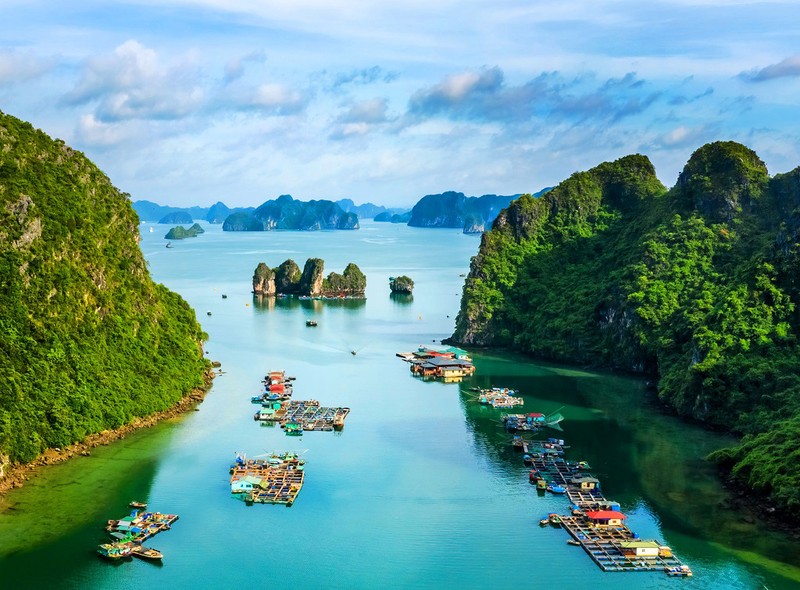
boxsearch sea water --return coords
[0,221,798,589]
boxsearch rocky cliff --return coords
[407,191,521,232]
[452,141,800,513]
[0,110,209,465]
[252,258,366,297]
[223,195,359,231]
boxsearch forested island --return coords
[252,258,366,297]
[133,198,393,224]
[0,111,210,473]
[223,195,358,231]
[165,223,205,240]
[452,141,800,515]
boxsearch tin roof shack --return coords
[231,475,264,493]
[410,356,476,380]
[619,541,661,559]
[570,474,600,491]
[585,510,626,528]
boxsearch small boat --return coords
[97,543,133,560]
[221,294,227,299]
[131,545,163,561]
[665,565,693,577]
[306,320,317,327]
[567,539,581,546]
[129,501,147,509]
[284,422,303,436]
[546,484,566,494]
[165,242,173,248]
[539,518,549,527]
[207,311,212,316]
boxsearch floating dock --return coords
[230,453,305,506]
[106,511,179,543]
[530,438,692,576]
[254,399,350,432]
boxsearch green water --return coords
[1,222,798,589]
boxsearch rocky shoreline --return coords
[0,368,216,496]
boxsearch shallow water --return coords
[0,221,798,589]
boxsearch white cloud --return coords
[63,40,205,122]
[0,49,56,84]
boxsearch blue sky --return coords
[2,0,799,207]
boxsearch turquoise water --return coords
[0,221,798,589]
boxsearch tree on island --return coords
[389,275,414,294]
[252,258,366,297]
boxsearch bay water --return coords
[0,221,798,589]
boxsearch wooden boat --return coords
[97,543,132,559]
[129,501,147,509]
[131,545,163,560]
[567,539,581,546]
[665,565,692,577]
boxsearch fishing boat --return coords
[131,545,163,561]
[665,565,693,577]
[97,543,133,559]
[129,501,147,509]
[284,421,303,436]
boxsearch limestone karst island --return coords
[2,2,800,588]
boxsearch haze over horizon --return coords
[2,1,799,207]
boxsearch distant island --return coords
[135,191,562,234]
[407,190,549,233]
[133,197,394,225]
[223,195,358,231]
[253,258,366,297]
[374,211,411,223]
[165,223,205,240]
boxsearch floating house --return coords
[231,475,264,494]
[570,474,600,491]
[619,541,662,558]
[410,357,476,379]
[585,510,627,528]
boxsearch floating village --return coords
[396,345,692,577]
[97,342,690,577]
[97,503,178,561]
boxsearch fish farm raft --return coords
[526,438,692,576]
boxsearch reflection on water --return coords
[252,295,366,313]
[459,351,800,583]
[390,292,414,305]
[1,222,798,590]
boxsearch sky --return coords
[2,1,800,208]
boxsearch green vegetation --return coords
[252,258,366,297]
[165,223,205,240]
[223,194,359,231]
[0,111,209,464]
[323,263,367,295]
[389,275,414,294]
[453,142,800,513]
